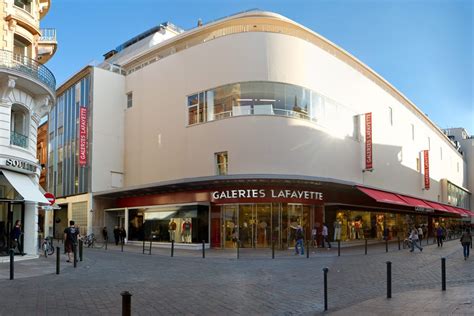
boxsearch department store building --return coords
[48,10,472,249]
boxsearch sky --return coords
[42,0,473,133]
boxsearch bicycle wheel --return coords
[47,244,54,256]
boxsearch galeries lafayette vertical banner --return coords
[365,112,373,170]
[78,106,88,166]
[423,150,430,190]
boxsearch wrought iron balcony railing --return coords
[10,131,28,148]
[0,49,56,92]
[39,28,56,42]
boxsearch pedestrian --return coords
[64,220,79,263]
[436,226,444,247]
[409,227,423,252]
[460,229,472,260]
[294,224,304,256]
[102,226,108,241]
[119,227,127,244]
[10,220,23,255]
[311,226,318,249]
[322,223,331,249]
[417,226,424,243]
[113,226,120,245]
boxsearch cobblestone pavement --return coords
[0,238,472,315]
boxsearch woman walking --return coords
[460,229,472,260]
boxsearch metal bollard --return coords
[142,239,145,254]
[9,249,14,280]
[365,239,368,255]
[202,240,205,258]
[171,240,174,257]
[237,239,240,259]
[398,236,401,250]
[386,261,392,298]
[385,239,388,253]
[323,267,329,311]
[441,257,446,291]
[121,291,132,316]
[306,240,309,258]
[121,239,124,252]
[149,239,152,255]
[79,240,83,262]
[73,244,77,268]
[56,247,60,275]
[105,237,108,250]
[338,240,341,257]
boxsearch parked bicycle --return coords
[42,236,55,256]
[81,233,104,248]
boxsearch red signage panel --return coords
[365,112,373,170]
[44,192,55,205]
[79,107,88,166]
[423,150,430,190]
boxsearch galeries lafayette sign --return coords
[211,189,324,203]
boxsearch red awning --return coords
[456,207,474,217]
[444,205,469,217]
[424,201,459,216]
[397,195,434,210]
[357,186,409,206]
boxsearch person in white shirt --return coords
[322,223,331,249]
[409,227,423,252]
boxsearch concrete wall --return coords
[91,68,125,192]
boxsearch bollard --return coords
[79,240,83,262]
[338,240,341,257]
[385,239,388,253]
[149,239,152,255]
[142,239,145,254]
[73,244,77,268]
[306,240,310,259]
[237,239,240,259]
[121,291,132,316]
[9,249,14,280]
[441,257,446,291]
[365,239,368,255]
[386,261,392,298]
[398,236,401,250]
[105,237,108,250]
[202,240,205,258]
[56,247,60,275]
[121,239,124,252]
[323,267,329,311]
[272,240,275,259]
[171,240,174,257]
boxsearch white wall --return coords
[123,31,466,203]
[91,68,125,192]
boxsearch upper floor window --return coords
[10,104,29,148]
[187,81,356,138]
[388,107,393,126]
[14,0,31,13]
[127,92,133,108]
[215,152,228,175]
[13,35,32,59]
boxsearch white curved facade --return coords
[123,18,466,204]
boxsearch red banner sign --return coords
[79,107,88,166]
[365,113,373,170]
[423,150,430,190]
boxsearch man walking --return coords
[322,223,331,249]
[64,220,79,263]
[294,224,304,256]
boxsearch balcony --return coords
[39,0,51,19]
[37,28,57,63]
[0,49,56,94]
[10,131,28,148]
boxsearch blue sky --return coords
[43,0,473,133]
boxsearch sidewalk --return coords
[330,285,473,315]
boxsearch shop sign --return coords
[211,189,323,202]
[79,106,88,166]
[2,158,37,173]
[423,150,430,190]
[365,112,373,170]
[415,207,434,213]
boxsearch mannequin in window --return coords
[182,219,192,243]
[168,219,177,242]
[333,220,341,241]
